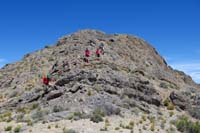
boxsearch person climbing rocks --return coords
[47,73,52,82]
[84,48,90,63]
[42,73,51,86]
[96,47,101,58]
[99,42,105,54]
[42,75,49,85]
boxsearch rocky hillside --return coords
[0,30,200,133]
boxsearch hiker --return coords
[99,42,105,54]
[96,48,101,58]
[47,73,51,81]
[42,74,51,85]
[42,75,49,85]
[84,48,90,63]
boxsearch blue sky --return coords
[0,0,200,83]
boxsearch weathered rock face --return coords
[170,91,188,110]
[0,29,199,122]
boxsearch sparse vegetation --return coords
[29,103,39,110]
[48,125,51,129]
[142,115,147,121]
[160,82,168,89]
[27,119,33,126]
[164,98,175,110]
[67,111,84,121]
[63,128,77,133]
[0,111,12,122]
[115,127,120,130]
[31,108,49,121]
[90,108,105,123]
[17,107,28,113]
[4,126,12,131]
[174,116,200,133]
[169,111,174,117]
[52,105,64,112]
[14,125,21,133]
[161,119,166,129]
[148,116,155,131]
[188,107,200,119]
[167,102,175,110]
[87,89,92,96]
[150,122,155,131]
[105,118,110,127]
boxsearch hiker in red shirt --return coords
[84,48,90,63]
[85,48,90,57]
[96,48,101,58]
[42,75,50,85]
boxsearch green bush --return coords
[163,98,174,110]
[90,108,105,123]
[167,102,175,110]
[163,98,170,106]
[115,127,120,130]
[4,126,12,131]
[14,125,21,133]
[0,111,12,122]
[160,82,168,89]
[175,116,200,133]
[30,103,39,110]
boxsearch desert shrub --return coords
[14,125,21,133]
[115,127,120,130]
[105,118,110,127]
[142,115,146,121]
[188,107,200,119]
[17,107,28,113]
[48,57,54,62]
[73,111,83,120]
[48,125,51,129]
[16,113,25,122]
[31,109,46,121]
[167,102,175,110]
[29,103,39,110]
[150,123,155,131]
[163,98,174,110]
[163,98,170,106]
[27,119,33,126]
[175,116,200,133]
[90,108,105,123]
[160,82,168,89]
[52,105,64,113]
[125,120,134,129]
[4,126,12,131]
[161,119,166,129]
[67,112,84,121]
[169,112,174,117]
[0,94,4,99]
[0,111,12,122]
[63,129,77,133]
[87,89,92,96]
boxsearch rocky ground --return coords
[0,30,199,133]
[0,108,183,133]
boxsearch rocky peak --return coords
[0,29,199,127]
